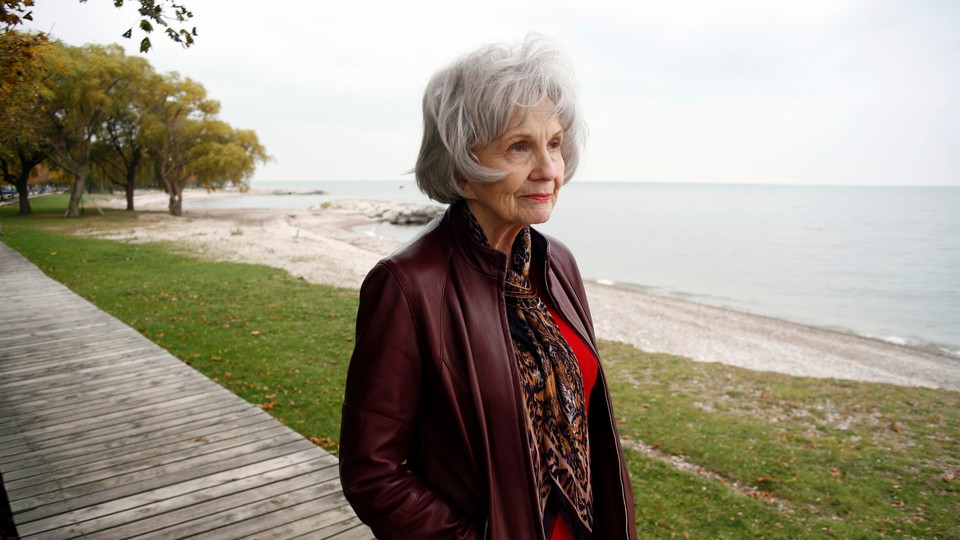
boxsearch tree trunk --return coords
[123,148,140,211]
[2,151,43,215]
[66,172,86,217]
[15,173,31,216]
[125,182,135,211]
[168,186,183,216]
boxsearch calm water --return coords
[189,180,960,356]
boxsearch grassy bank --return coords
[2,197,958,538]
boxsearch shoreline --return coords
[90,189,960,392]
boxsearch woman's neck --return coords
[465,200,524,255]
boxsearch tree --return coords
[2,0,196,53]
[0,29,48,215]
[39,42,129,217]
[0,144,47,215]
[0,1,34,29]
[145,73,269,216]
[187,124,269,190]
[90,52,159,210]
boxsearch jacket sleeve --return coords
[339,261,482,540]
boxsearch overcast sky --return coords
[25,0,960,185]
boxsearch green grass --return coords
[3,197,959,538]
[604,342,959,538]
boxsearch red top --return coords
[544,305,599,540]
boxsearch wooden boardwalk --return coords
[0,242,373,539]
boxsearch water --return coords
[191,180,960,356]
[539,183,960,357]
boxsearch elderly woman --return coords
[339,36,637,540]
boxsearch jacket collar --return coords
[443,200,553,280]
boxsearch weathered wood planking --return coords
[0,242,373,539]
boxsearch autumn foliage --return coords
[1,30,268,216]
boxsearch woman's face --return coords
[462,101,565,247]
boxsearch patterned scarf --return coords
[460,203,593,538]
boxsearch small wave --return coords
[352,225,378,237]
[882,335,910,346]
[596,279,616,286]
[877,335,960,357]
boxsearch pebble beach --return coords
[93,189,960,392]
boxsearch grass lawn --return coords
[2,196,958,539]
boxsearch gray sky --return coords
[25,0,960,185]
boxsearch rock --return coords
[317,200,446,226]
[382,204,446,225]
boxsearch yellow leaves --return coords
[309,436,335,448]
[257,400,277,411]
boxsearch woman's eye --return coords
[548,139,562,150]
[509,142,526,152]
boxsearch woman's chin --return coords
[519,201,556,225]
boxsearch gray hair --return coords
[414,35,586,204]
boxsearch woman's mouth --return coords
[523,193,553,203]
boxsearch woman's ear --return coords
[455,171,476,200]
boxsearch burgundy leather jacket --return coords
[340,204,637,539]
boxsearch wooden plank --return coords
[180,487,355,540]
[266,514,371,540]
[21,460,342,539]
[17,457,336,537]
[0,241,372,539]
[321,522,379,540]
[13,448,326,528]
[8,431,311,501]
[250,512,373,540]
[0,347,169,383]
[3,411,277,481]
[7,422,292,489]
[0,400,259,468]
[0,361,180,407]
[53,464,345,539]
[0,391,230,450]
[0,375,208,431]
[0,354,182,399]
[0,345,165,378]
[0,376,198,427]
[10,437,316,516]
[119,479,348,539]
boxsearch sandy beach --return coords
[92,189,960,392]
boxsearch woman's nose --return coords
[530,146,560,181]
